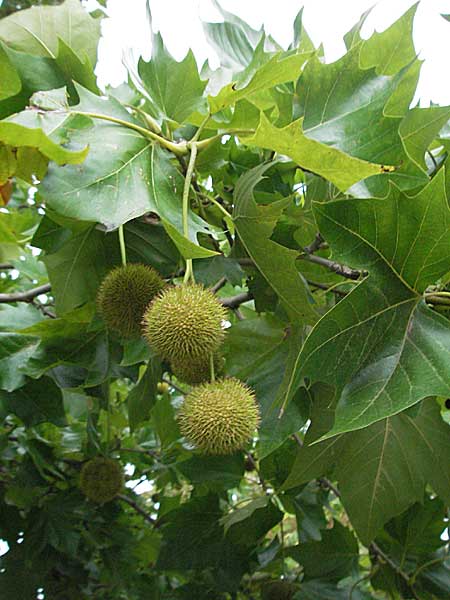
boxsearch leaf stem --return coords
[207,195,234,221]
[71,111,188,156]
[210,353,215,382]
[118,225,127,266]
[191,112,211,143]
[182,142,198,284]
[124,104,162,134]
[410,555,449,584]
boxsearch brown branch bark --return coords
[0,283,51,303]
[117,493,157,526]
[301,254,363,280]
[220,291,253,308]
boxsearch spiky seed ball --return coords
[80,457,123,504]
[97,263,165,338]
[261,581,298,600]
[178,378,260,455]
[142,284,227,362]
[170,353,225,385]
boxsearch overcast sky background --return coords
[93,0,450,105]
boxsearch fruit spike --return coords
[142,283,227,362]
[97,263,165,338]
[80,457,123,504]
[178,378,260,455]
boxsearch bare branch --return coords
[0,263,14,270]
[303,232,325,254]
[238,252,364,281]
[210,276,227,294]
[301,254,363,280]
[0,283,51,304]
[117,493,157,526]
[220,291,253,309]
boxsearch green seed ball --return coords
[80,457,123,504]
[178,378,260,455]
[142,284,227,362]
[97,263,165,338]
[170,353,225,385]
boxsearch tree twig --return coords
[301,254,364,280]
[162,377,187,395]
[117,493,157,526]
[0,263,14,270]
[304,232,325,254]
[210,276,227,294]
[220,291,253,309]
[0,283,51,303]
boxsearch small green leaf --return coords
[359,3,418,75]
[138,33,206,124]
[240,114,386,191]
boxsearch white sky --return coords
[93,0,450,105]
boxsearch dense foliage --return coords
[0,1,449,598]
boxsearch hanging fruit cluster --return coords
[96,263,260,456]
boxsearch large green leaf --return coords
[40,85,154,229]
[0,43,21,101]
[0,331,40,391]
[0,376,65,426]
[138,33,207,124]
[42,224,116,314]
[233,162,317,323]
[290,171,450,437]
[288,522,359,581]
[0,0,100,66]
[0,120,87,165]
[284,398,450,544]
[240,113,386,191]
[297,46,425,192]
[40,86,216,257]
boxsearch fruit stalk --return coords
[182,142,198,284]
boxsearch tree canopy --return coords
[0,1,449,599]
